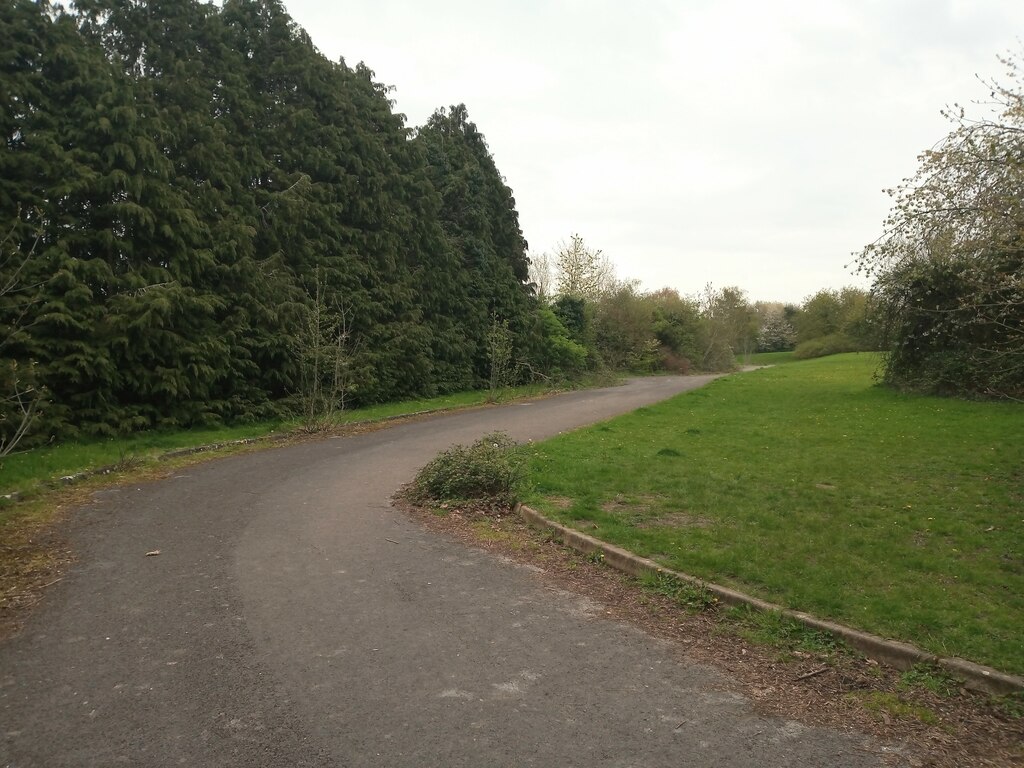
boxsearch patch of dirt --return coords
[400,500,1024,768]
[0,509,74,639]
[595,495,711,529]
[637,510,712,529]
[541,495,574,510]
[600,493,662,514]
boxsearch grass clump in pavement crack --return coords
[524,352,1024,676]
[407,432,525,509]
[636,571,850,662]
[721,606,848,662]
[639,570,719,613]
[848,691,940,726]
[897,663,960,698]
[994,691,1024,720]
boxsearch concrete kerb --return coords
[516,503,1024,697]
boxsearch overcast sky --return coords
[281,0,1022,304]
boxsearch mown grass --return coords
[0,383,553,502]
[524,353,1024,675]
[741,351,796,366]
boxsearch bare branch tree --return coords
[0,372,39,457]
[293,269,357,433]
[1,211,44,456]
[527,249,554,300]
[486,315,516,402]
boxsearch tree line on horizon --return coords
[528,236,876,374]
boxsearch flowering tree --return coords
[755,305,797,352]
[858,51,1024,399]
[554,234,616,300]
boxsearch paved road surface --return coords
[0,376,896,767]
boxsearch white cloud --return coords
[283,0,1024,303]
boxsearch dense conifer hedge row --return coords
[2,0,539,443]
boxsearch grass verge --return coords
[0,383,555,503]
[524,353,1024,676]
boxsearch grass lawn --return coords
[524,353,1024,676]
[741,351,796,366]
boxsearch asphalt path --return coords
[0,375,895,767]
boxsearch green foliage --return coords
[0,3,544,444]
[551,294,589,342]
[592,282,660,372]
[649,289,700,360]
[648,288,702,372]
[874,252,1023,398]
[539,278,750,376]
[486,316,516,399]
[859,49,1024,400]
[0,211,44,454]
[292,272,354,432]
[536,243,713,376]
[792,287,874,349]
[792,333,866,360]
[408,432,524,507]
[0,361,39,456]
[554,234,614,300]
[696,285,756,369]
[6,0,900,451]
[527,306,587,381]
[782,288,874,360]
[544,279,717,376]
[415,104,533,386]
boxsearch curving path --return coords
[0,376,894,767]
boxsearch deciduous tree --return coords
[554,234,615,300]
[696,285,756,368]
[858,50,1024,398]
